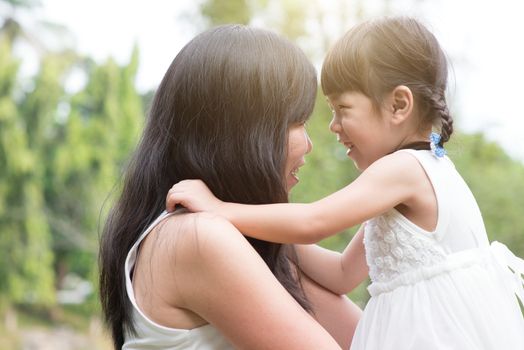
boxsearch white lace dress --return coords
[350,150,524,350]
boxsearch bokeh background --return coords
[1,0,523,348]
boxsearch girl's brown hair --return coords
[321,16,453,146]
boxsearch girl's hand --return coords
[166,179,223,213]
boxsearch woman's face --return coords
[285,123,313,191]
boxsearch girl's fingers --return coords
[166,180,201,212]
[166,194,175,212]
[166,192,182,212]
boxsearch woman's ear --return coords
[389,85,413,125]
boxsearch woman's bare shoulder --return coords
[158,212,250,254]
[148,211,259,279]
[142,213,341,349]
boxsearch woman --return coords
[99,24,361,349]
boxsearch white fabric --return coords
[351,150,524,350]
[123,211,234,350]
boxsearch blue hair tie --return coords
[430,132,446,158]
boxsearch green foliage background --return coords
[0,0,523,346]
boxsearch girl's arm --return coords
[296,225,369,295]
[163,214,342,349]
[167,152,418,244]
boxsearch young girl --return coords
[166,17,524,349]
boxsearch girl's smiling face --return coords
[327,91,399,171]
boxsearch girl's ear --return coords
[389,85,413,125]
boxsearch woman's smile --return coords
[286,124,312,191]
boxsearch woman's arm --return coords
[166,213,342,350]
[167,152,418,244]
[301,271,362,349]
[296,225,369,295]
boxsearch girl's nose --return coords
[329,116,341,134]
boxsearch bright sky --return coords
[22,0,524,162]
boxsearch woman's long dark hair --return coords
[99,25,317,349]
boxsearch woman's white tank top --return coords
[123,211,235,349]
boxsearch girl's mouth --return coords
[344,142,354,155]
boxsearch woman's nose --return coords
[305,131,313,154]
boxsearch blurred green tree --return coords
[200,0,253,26]
[47,46,143,304]
[0,36,55,316]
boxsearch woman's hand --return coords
[166,179,223,213]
